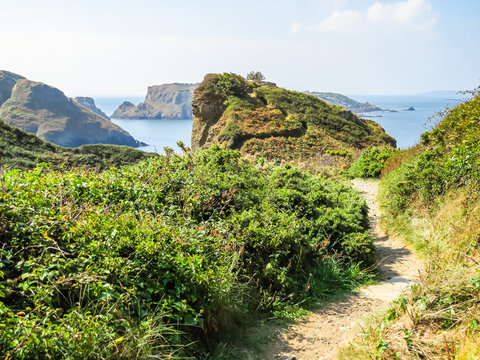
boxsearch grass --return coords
[338,90,480,359]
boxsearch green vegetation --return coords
[346,146,397,179]
[340,90,480,359]
[0,144,376,359]
[246,71,266,82]
[0,119,154,170]
[192,73,396,169]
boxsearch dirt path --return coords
[266,179,422,360]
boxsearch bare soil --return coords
[266,180,423,360]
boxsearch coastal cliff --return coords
[191,73,395,163]
[112,83,198,119]
[0,70,138,148]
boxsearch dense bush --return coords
[0,145,375,358]
[346,146,396,179]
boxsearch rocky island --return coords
[112,83,198,119]
[192,73,395,164]
[0,70,138,148]
[74,96,110,119]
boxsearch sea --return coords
[94,91,467,153]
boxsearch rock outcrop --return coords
[74,96,110,120]
[192,73,396,163]
[0,71,25,107]
[0,70,138,148]
[112,83,198,119]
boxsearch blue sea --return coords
[95,96,193,153]
[94,91,467,153]
[352,92,466,148]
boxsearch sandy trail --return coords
[266,179,422,360]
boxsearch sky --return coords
[0,0,479,96]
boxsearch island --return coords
[74,96,110,119]
[305,91,382,113]
[112,83,198,119]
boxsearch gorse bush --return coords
[346,146,396,179]
[0,144,374,359]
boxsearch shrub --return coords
[0,145,374,358]
[347,146,396,179]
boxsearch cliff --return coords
[0,71,138,147]
[74,96,110,119]
[112,83,198,119]
[307,91,382,113]
[191,73,395,163]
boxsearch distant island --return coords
[0,70,139,148]
[306,91,382,113]
[112,83,198,119]
[74,96,110,120]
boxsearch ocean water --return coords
[94,92,467,153]
[95,96,192,153]
[352,92,466,148]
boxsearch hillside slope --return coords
[341,89,480,359]
[112,83,198,119]
[0,70,138,147]
[191,73,395,164]
[0,118,154,170]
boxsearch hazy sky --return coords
[1,0,478,96]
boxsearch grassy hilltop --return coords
[191,73,395,167]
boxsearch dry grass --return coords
[338,187,480,359]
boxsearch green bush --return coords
[0,145,375,358]
[347,146,396,179]
[213,73,251,99]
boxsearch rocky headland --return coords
[112,83,198,119]
[0,70,138,148]
[191,73,395,163]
